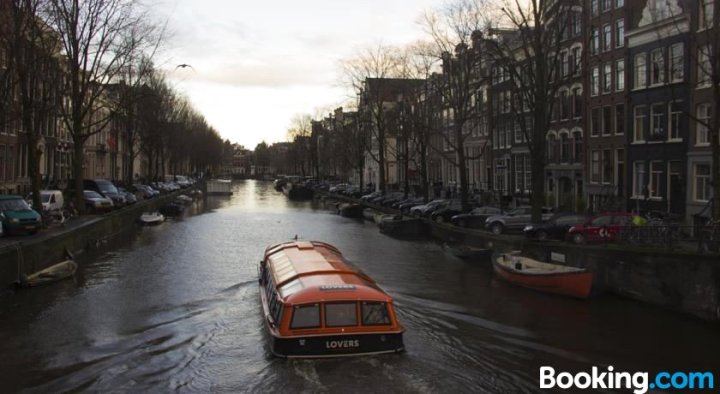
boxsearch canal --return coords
[0,180,718,393]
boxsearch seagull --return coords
[174,64,195,71]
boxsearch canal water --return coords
[0,180,718,393]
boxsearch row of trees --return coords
[0,0,224,212]
[286,0,719,222]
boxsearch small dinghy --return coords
[175,195,194,205]
[493,252,593,299]
[140,212,165,225]
[21,259,77,288]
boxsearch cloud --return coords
[167,60,337,88]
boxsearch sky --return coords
[153,0,439,149]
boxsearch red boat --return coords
[493,253,593,299]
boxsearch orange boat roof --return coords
[264,241,392,304]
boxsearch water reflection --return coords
[0,180,718,392]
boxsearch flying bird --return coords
[174,64,195,71]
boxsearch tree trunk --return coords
[456,124,469,210]
[378,127,386,193]
[73,135,86,214]
[420,139,429,203]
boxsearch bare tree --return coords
[422,0,491,210]
[43,0,151,211]
[287,114,313,176]
[484,0,567,222]
[341,44,404,193]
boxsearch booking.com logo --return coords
[540,366,715,393]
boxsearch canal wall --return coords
[0,191,186,289]
[430,221,720,321]
[319,192,720,320]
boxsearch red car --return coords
[566,212,633,244]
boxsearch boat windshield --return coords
[362,302,391,325]
[0,199,31,211]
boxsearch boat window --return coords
[290,304,320,329]
[361,302,391,326]
[325,302,358,327]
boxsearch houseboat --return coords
[258,240,405,358]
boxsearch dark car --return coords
[450,206,504,228]
[523,213,588,241]
[68,179,125,208]
[566,212,633,244]
[430,200,473,223]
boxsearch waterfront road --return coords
[0,180,718,392]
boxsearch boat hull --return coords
[22,260,77,287]
[493,258,593,299]
[268,331,404,358]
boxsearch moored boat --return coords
[493,253,593,298]
[443,243,492,260]
[21,259,77,287]
[259,240,405,358]
[140,211,165,225]
[377,216,425,237]
[339,203,364,218]
[362,208,377,221]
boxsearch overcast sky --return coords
[153,0,438,149]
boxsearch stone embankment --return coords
[319,192,720,321]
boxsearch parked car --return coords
[118,187,138,204]
[450,206,504,228]
[329,183,348,193]
[523,213,589,241]
[131,184,156,199]
[566,212,633,244]
[0,195,42,235]
[361,191,382,201]
[27,190,65,212]
[83,190,114,213]
[485,206,555,234]
[410,199,447,217]
[430,200,473,223]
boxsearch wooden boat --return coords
[378,216,425,237]
[493,253,593,299]
[159,202,185,216]
[362,208,377,221]
[443,243,492,260]
[139,212,165,225]
[259,240,404,358]
[21,260,77,288]
[339,203,364,218]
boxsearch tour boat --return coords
[258,240,405,358]
[21,259,77,288]
[493,252,593,299]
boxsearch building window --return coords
[698,45,712,87]
[634,53,647,89]
[547,134,557,163]
[603,62,612,93]
[694,163,712,201]
[669,101,682,141]
[615,59,625,91]
[591,27,599,55]
[603,149,613,184]
[615,19,625,48]
[696,103,711,145]
[616,0,624,7]
[561,90,570,120]
[603,24,612,52]
[602,0,612,12]
[573,131,583,163]
[650,103,666,140]
[561,51,569,77]
[514,121,523,143]
[649,161,663,198]
[603,106,613,135]
[617,149,625,194]
[560,133,570,162]
[591,0,599,16]
[573,12,582,36]
[591,150,600,183]
[634,105,647,142]
[700,0,715,30]
[573,87,583,118]
[633,161,646,197]
[615,104,625,135]
[591,107,601,137]
[591,66,600,96]
[650,48,665,85]
[572,47,582,75]
[669,43,684,82]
